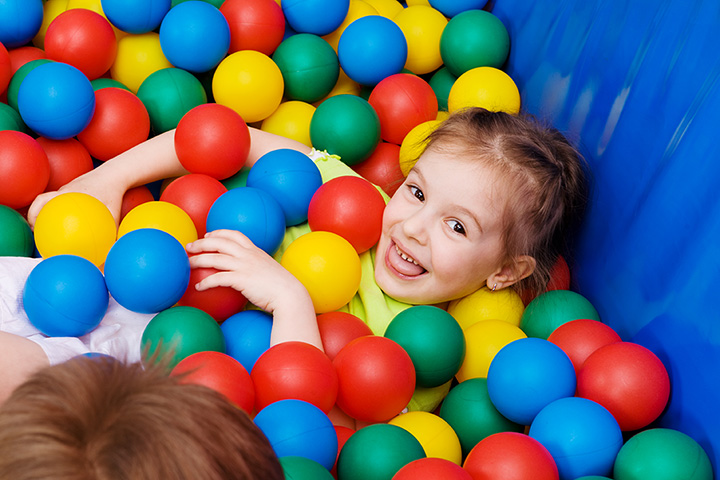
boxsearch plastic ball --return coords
[91,77,130,91]
[393,5,448,75]
[171,350,254,413]
[36,137,94,192]
[310,94,381,166]
[0,0,44,49]
[220,0,285,56]
[0,131,49,209]
[6,58,51,112]
[447,285,525,330]
[0,102,25,132]
[351,141,404,196]
[455,319,526,382]
[463,432,558,480]
[316,311,373,361]
[212,50,284,123]
[104,228,191,314]
[251,341,338,413]
[247,148,323,226]
[33,192,116,267]
[613,428,713,480]
[577,342,670,431]
[44,9,117,80]
[279,456,335,480]
[160,173,228,237]
[0,205,33,257]
[254,399,338,470]
[120,186,155,222]
[0,42,11,94]
[429,0,488,17]
[364,0,403,18]
[520,290,601,339]
[398,119,441,176]
[118,200,198,247]
[389,411,462,465]
[338,15,408,86]
[7,46,46,74]
[23,255,107,337]
[337,423,426,480]
[384,305,465,388]
[282,0,349,36]
[31,0,65,49]
[280,231,361,313]
[272,33,339,103]
[18,62,96,140]
[448,66,521,115]
[393,458,472,480]
[141,305,226,368]
[101,0,171,34]
[136,67,208,134]
[321,68,362,99]
[260,100,316,148]
[440,9,509,78]
[177,262,248,322]
[159,1,230,73]
[111,32,173,94]
[321,0,378,52]
[220,310,273,372]
[547,319,622,374]
[522,254,572,305]
[205,186,286,254]
[332,335,416,423]
[429,67,456,111]
[368,73,438,145]
[439,378,523,457]
[174,103,250,180]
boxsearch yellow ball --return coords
[32,0,67,49]
[118,201,198,247]
[363,0,404,18]
[455,319,527,382]
[447,286,525,330]
[389,411,462,464]
[394,5,447,75]
[66,0,103,13]
[323,0,378,52]
[212,50,284,124]
[111,33,172,93]
[281,231,361,314]
[261,100,316,148]
[406,0,431,5]
[435,110,449,121]
[399,119,442,176]
[316,69,361,104]
[448,66,521,115]
[34,192,117,268]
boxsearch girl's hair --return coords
[425,107,589,297]
[0,356,284,480]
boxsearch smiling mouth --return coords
[386,241,427,277]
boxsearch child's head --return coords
[0,356,283,480]
[375,107,587,304]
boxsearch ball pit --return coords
[393,458,472,480]
[393,5,448,75]
[120,186,155,222]
[0,0,44,49]
[260,100,315,148]
[0,205,34,257]
[316,311,373,361]
[520,289,601,339]
[448,66,521,115]
[398,119,441,176]
[351,141,404,196]
[0,42,11,95]
[440,9,510,77]
[321,0,378,52]
[36,137,94,192]
[101,0,171,34]
[279,456,334,480]
[272,33,339,103]
[220,310,273,372]
[220,0,285,56]
[160,174,227,237]
[6,58,51,112]
[118,200,198,247]
[111,32,173,94]
[389,411,462,465]
[0,130,49,210]
[447,285,526,330]
[463,432,559,480]
[547,319,622,374]
[0,102,25,132]
[429,0,488,18]
[177,262,248,322]
[429,67,456,111]
[455,319,526,382]
[282,0,349,36]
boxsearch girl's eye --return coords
[447,219,466,236]
[409,185,425,201]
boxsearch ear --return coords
[487,255,537,291]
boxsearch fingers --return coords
[26,192,59,229]
[186,229,256,255]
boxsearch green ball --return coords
[136,67,207,134]
[221,166,250,190]
[272,33,339,103]
[0,205,34,256]
[439,378,523,457]
[429,67,457,111]
[310,94,380,166]
[384,305,465,388]
[0,102,27,132]
[172,0,224,7]
[337,423,425,480]
[280,456,335,480]
[141,305,226,369]
[576,477,613,480]
[520,289,600,339]
[7,59,53,111]
[91,77,131,92]
[440,10,510,77]
[614,428,713,480]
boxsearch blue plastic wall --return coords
[492,0,720,474]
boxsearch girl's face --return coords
[374,147,511,305]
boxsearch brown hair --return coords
[424,107,588,296]
[0,356,283,480]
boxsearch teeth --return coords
[396,245,419,265]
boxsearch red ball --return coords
[522,254,571,305]
[352,141,404,197]
[308,175,386,253]
[0,131,49,209]
[393,458,473,480]
[368,73,438,145]
[44,9,117,80]
[171,350,255,414]
[177,263,248,322]
[332,335,416,423]
[332,425,356,477]
[548,319,622,374]
[160,173,227,237]
[577,341,670,431]
[120,185,155,222]
[317,311,373,361]
[220,0,285,56]
[174,103,251,180]
[0,41,11,95]
[251,341,338,413]
[463,432,559,480]
[8,46,45,74]
[36,137,94,192]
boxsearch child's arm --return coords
[0,332,49,405]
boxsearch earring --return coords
[492,283,497,292]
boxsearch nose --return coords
[401,208,428,244]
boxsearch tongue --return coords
[389,248,426,276]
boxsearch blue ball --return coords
[0,0,43,48]
[254,399,338,470]
[206,187,286,255]
[529,397,623,480]
[17,62,96,140]
[104,228,191,314]
[338,15,408,86]
[159,1,230,73]
[247,149,323,226]
[429,0,489,18]
[282,0,349,36]
[23,255,109,337]
[101,0,171,34]
[487,337,576,425]
[220,310,273,372]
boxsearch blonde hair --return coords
[0,356,283,480]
